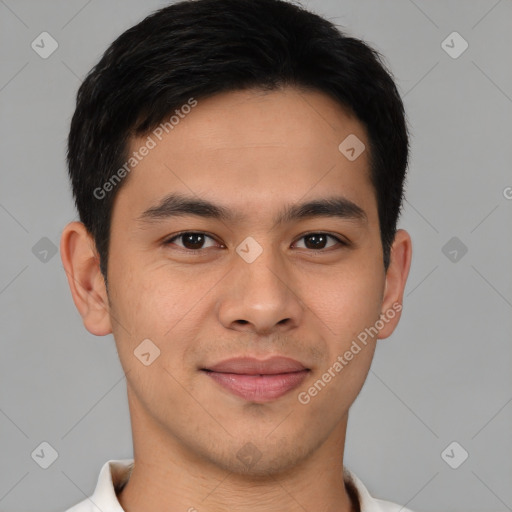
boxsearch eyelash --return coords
[163,231,348,253]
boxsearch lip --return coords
[205,356,307,375]
[202,356,309,402]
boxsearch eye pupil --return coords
[304,234,327,249]
[183,233,204,250]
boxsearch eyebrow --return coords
[136,192,367,228]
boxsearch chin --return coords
[203,436,316,478]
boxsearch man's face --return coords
[104,87,397,475]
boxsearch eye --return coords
[164,232,221,251]
[293,233,346,251]
[163,231,347,253]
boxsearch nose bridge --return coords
[217,235,303,333]
[235,236,289,303]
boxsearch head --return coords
[61,0,412,477]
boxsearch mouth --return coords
[201,356,310,403]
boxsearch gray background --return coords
[1,0,511,511]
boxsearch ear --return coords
[377,229,412,339]
[60,221,112,336]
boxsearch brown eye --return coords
[294,233,345,250]
[165,232,219,250]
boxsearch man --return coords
[60,0,413,510]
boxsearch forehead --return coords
[114,87,375,224]
[150,87,365,151]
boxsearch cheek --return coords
[302,262,385,340]
[110,265,222,373]
[107,271,194,400]
[110,257,191,332]
[314,260,384,399]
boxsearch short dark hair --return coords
[67,0,409,280]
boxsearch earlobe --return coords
[378,229,412,340]
[60,221,112,336]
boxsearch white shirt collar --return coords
[65,459,414,512]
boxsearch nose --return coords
[216,243,304,336]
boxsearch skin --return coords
[61,87,412,512]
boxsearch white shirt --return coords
[64,459,415,512]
